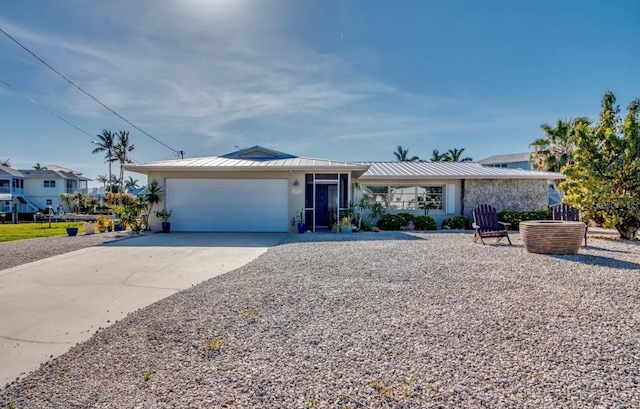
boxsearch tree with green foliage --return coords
[431,148,472,162]
[443,147,472,162]
[33,163,47,170]
[92,130,116,190]
[530,117,590,172]
[561,91,640,240]
[430,149,448,161]
[393,145,420,161]
[114,130,135,194]
[0,158,11,167]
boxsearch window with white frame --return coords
[44,180,56,188]
[363,185,444,211]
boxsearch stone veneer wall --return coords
[463,179,548,218]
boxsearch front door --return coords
[315,184,329,227]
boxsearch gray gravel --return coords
[1,231,639,408]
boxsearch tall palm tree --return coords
[33,163,48,170]
[443,148,473,162]
[0,158,11,167]
[114,130,135,194]
[124,176,139,192]
[530,118,589,172]
[393,145,420,162]
[92,130,116,189]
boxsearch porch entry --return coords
[304,173,350,232]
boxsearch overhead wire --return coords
[0,26,184,158]
[0,77,93,138]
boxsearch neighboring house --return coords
[126,146,563,233]
[0,165,90,213]
[477,152,532,169]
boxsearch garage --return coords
[165,178,289,232]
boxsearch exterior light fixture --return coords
[293,179,300,186]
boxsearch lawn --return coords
[0,222,85,242]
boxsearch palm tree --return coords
[124,176,139,192]
[530,118,589,172]
[33,163,48,170]
[430,149,449,161]
[141,181,163,230]
[60,193,74,212]
[0,158,11,167]
[393,145,420,161]
[96,174,108,192]
[443,148,473,162]
[114,130,135,194]
[92,129,116,189]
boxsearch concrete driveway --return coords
[0,232,284,386]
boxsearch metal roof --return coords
[477,152,532,165]
[126,156,370,173]
[358,161,563,180]
[125,146,562,180]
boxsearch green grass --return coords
[0,222,85,243]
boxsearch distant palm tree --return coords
[92,130,116,189]
[530,118,589,172]
[393,145,420,161]
[33,163,48,170]
[124,176,139,192]
[114,130,135,194]
[0,158,11,167]
[443,148,473,162]
[96,175,108,192]
[430,149,448,161]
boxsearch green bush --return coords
[441,216,469,229]
[497,210,552,230]
[397,213,415,223]
[377,214,407,230]
[414,215,437,230]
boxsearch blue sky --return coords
[1,0,639,187]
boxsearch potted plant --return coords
[155,209,172,233]
[66,224,79,236]
[96,215,110,233]
[340,217,352,234]
[296,209,306,234]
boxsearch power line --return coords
[0,26,184,159]
[0,77,93,138]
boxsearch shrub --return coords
[414,215,437,230]
[441,216,469,229]
[497,210,552,230]
[377,214,407,230]
[397,213,415,223]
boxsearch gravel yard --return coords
[1,231,639,408]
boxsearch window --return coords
[44,180,56,188]
[11,179,24,189]
[46,199,52,206]
[363,185,444,211]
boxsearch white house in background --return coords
[0,165,90,213]
[477,152,532,169]
[126,146,563,233]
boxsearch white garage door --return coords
[166,179,289,232]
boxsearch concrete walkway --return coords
[0,233,284,386]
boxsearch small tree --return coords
[561,91,640,239]
[142,181,163,230]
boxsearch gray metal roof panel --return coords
[358,162,563,179]
[126,156,370,172]
[477,152,532,165]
